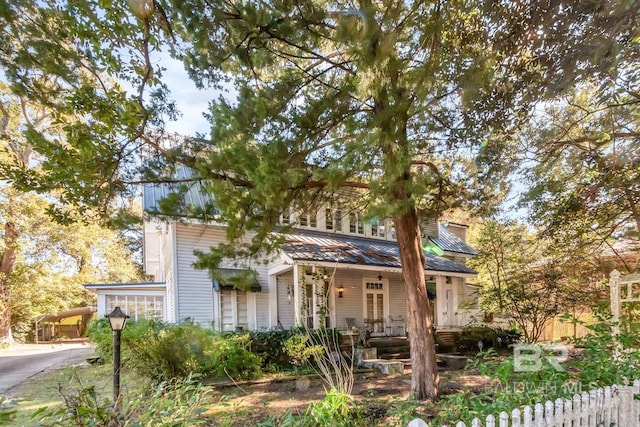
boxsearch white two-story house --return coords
[86,169,482,336]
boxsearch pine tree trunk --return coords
[394,210,439,400]
[0,221,17,343]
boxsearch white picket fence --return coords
[408,380,640,427]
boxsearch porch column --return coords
[247,292,257,330]
[268,274,278,329]
[293,264,302,326]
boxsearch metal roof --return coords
[429,224,477,256]
[281,231,476,275]
[143,166,217,217]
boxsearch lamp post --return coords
[105,306,129,407]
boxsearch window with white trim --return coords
[219,290,248,331]
[106,295,164,321]
[349,212,364,234]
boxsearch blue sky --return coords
[160,55,215,137]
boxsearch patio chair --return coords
[345,317,358,330]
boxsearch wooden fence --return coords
[408,380,640,427]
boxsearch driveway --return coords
[0,342,95,397]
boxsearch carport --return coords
[34,306,95,343]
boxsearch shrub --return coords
[247,328,303,369]
[87,319,262,382]
[283,333,323,366]
[457,326,521,352]
[303,388,363,427]
[210,333,262,380]
[32,373,210,426]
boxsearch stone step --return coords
[360,358,405,375]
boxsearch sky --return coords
[155,55,215,137]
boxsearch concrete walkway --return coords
[0,342,95,396]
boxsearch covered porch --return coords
[266,231,480,333]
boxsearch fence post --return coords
[588,389,597,427]
[544,400,554,425]
[486,414,495,427]
[534,403,544,427]
[581,392,589,426]
[554,398,563,426]
[455,422,466,427]
[619,385,633,427]
[407,418,428,427]
[571,394,581,425]
[499,411,509,427]
[603,386,612,426]
[523,406,532,427]
[633,380,640,424]
[563,397,572,426]
[512,408,521,427]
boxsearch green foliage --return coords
[384,396,430,426]
[572,311,640,387]
[32,373,210,426]
[436,348,571,425]
[457,326,521,352]
[302,388,363,427]
[87,319,262,383]
[0,396,17,423]
[247,329,306,370]
[283,333,323,367]
[435,313,640,425]
[470,219,601,343]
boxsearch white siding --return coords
[164,225,176,322]
[175,224,226,327]
[174,223,272,329]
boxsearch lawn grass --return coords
[6,363,144,426]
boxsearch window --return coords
[220,290,248,331]
[281,207,290,224]
[325,208,333,230]
[370,219,386,238]
[349,212,364,234]
[106,294,164,321]
[299,212,317,228]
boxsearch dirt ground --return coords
[203,368,492,426]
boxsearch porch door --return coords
[441,283,455,327]
[363,278,388,334]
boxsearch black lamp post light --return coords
[105,306,129,407]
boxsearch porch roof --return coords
[281,232,476,275]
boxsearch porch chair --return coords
[385,316,394,336]
[345,317,358,331]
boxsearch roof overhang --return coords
[212,268,262,292]
[84,282,166,291]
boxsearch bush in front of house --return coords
[86,319,261,382]
[243,327,343,372]
[457,326,521,352]
[245,328,304,370]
